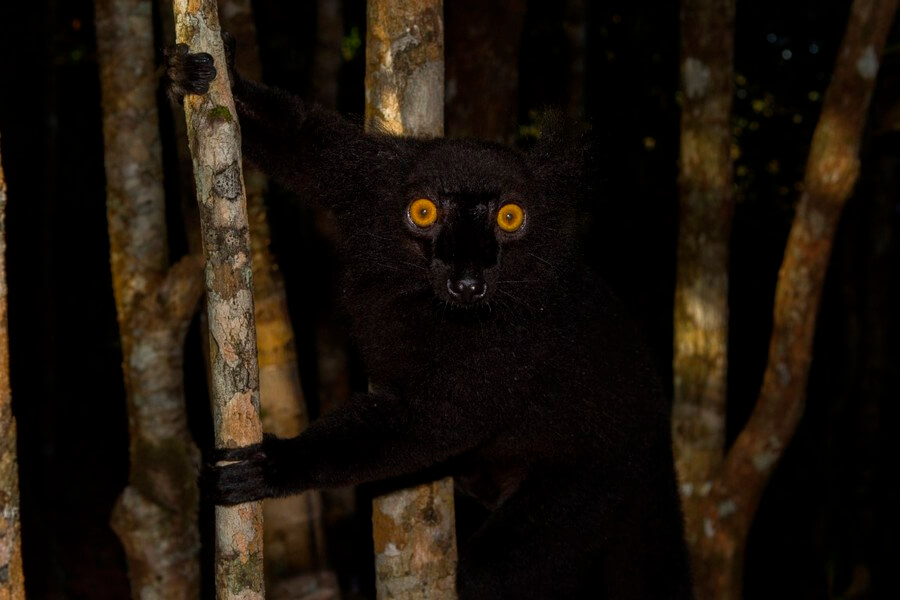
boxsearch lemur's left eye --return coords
[497,203,525,232]
[409,198,438,228]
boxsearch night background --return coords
[0,0,898,598]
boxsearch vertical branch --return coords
[672,0,736,560]
[312,0,344,108]
[562,0,587,119]
[444,0,526,142]
[366,2,458,599]
[0,135,25,600]
[171,1,265,598]
[365,0,444,137]
[218,0,331,586]
[692,1,899,598]
[95,1,203,597]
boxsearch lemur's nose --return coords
[447,278,487,303]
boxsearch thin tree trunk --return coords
[365,0,445,137]
[444,0,526,142]
[95,2,205,597]
[562,0,587,119]
[309,0,358,535]
[366,2,458,598]
[690,1,899,598]
[172,1,265,598]
[671,0,736,566]
[312,0,344,108]
[217,1,332,589]
[0,135,25,600]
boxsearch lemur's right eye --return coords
[409,198,438,228]
[497,203,525,232]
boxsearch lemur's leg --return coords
[456,471,606,600]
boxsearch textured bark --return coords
[671,0,736,566]
[366,3,458,598]
[158,0,204,255]
[218,0,331,587]
[444,0,525,142]
[95,2,204,597]
[365,0,444,138]
[0,136,25,600]
[689,1,899,598]
[172,1,265,598]
[372,479,457,600]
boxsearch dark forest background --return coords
[0,0,897,598]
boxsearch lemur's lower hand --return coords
[202,434,279,505]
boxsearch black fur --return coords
[168,43,693,599]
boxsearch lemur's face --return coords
[399,141,544,308]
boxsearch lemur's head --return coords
[339,122,585,318]
[388,132,584,311]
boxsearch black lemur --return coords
[167,39,692,599]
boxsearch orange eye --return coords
[409,198,438,228]
[497,203,524,232]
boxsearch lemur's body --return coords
[167,42,692,599]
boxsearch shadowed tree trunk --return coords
[312,0,344,108]
[0,135,25,600]
[562,0,587,119]
[366,2,458,598]
[671,0,736,569]
[94,1,205,597]
[444,0,526,142]
[687,1,899,598]
[171,0,266,597]
[217,2,332,592]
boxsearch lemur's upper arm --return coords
[166,43,389,210]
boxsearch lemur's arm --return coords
[165,41,386,210]
[207,391,495,505]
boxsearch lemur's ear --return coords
[526,111,589,198]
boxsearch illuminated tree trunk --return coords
[671,0,735,568]
[172,1,265,598]
[95,1,205,597]
[217,2,331,590]
[0,135,25,600]
[688,1,899,598]
[366,2,458,599]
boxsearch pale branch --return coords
[0,134,26,600]
[672,0,736,557]
[219,0,331,585]
[366,2,458,599]
[692,1,900,598]
[365,0,445,138]
[171,1,265,598]
[96,0,169,330]
[153,253,206,327]
[95,0,202,597]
